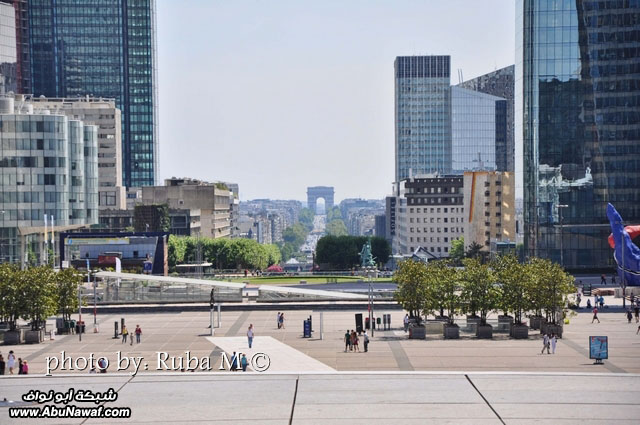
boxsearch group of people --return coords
[0,351,27,375]
[229,352,249,371]
[121,324,143,345]
[540,333,558,354]
[344,330,369,352]
[276,313,285,329]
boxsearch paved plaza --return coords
[1,294,639,423]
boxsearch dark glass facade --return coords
[27,0,157,187]
[0,0,16,94]
[516,0,640,270]
[395,56,452,182]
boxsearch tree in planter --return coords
[528,257,574,325]
[460,258,498,325]
[21,266,58,330]
[56,268,83,322]
[430,261,461,324]
[393,259,429,322]
[492,254,531,325]
[0,263,24,331]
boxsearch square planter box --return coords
[476,324,493,339]
[529,316,543,330]
[25,329,44,344]
[425,321,444,335]
[510,324,529,339]
[545,323,563,338]
[409,325,426,339]
[3,329,24,345]
[443,324,460,339]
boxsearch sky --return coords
[157,0,515,202]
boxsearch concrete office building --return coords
[458,65,515,172]
[29,97,125,211]
[0,95,98,264]
[451,86,507,173]
[139,178,234,239]
[516,0,640,269]
[463,171,516,252]
[395,175,464,256]
[26,0,158,188]
[375,214,386,239]
[395,56,452,182]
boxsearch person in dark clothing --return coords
[0,354,5,375]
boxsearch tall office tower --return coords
[516,0,640,270]
[395,56,452,182]
[27,0,158,188]
[451,86,506,172]
[458,66,515,172]
[0,1,16,94]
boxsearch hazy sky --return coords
[157,0,515,202]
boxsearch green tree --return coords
[298,208,315,231]
[460,258,498,324]
[450,237,465,265]
[55,267,83,322]
[20,267,58,330]
[283,223,307,247]
[326,219,348,236]
[424,260,460,323]
[326,206,342,222]
[393,259,429,320]
[492,254,530,324]
[370,236,391,267]
[465,241,484,260]
[0,263,24,330]
[527,257,574,324]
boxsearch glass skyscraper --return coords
[0,1,16,95]
[451,86,506,172]
[27,0,158,188]
[395,56,452,182]
[516,0,640,270]
[458,65,515,172]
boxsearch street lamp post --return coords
[557,205,568,268]
[620,219,626,308]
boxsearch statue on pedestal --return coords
[359,239,376,268]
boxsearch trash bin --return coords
[303,319,311,338]
[76,321,85,334]
[376,317,381,326]
[365,317,370,330]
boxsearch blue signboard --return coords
[589,336,608,360]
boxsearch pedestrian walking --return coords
[21,360,28,375]
[7,351,15,374]
[593,294,598,308]
[0,354,5,375]
[403,314,409,333]
[627,309,633,324]
[634,306,639,323]
[344,330,351,352]
[592,306,600,323]
[279,313,285,330]
[135,325,142,343]
[601,274,606,285]
[611,274,616,285]
[551,334,557,354]
[241,354,248,372]
[576,293,581,308]
[599,296,605,309]
[541,334,550,354]
[352,331,360,352]
[230,352,238,371]
[363,331,369,353]
[121,325,128,343]
[247,324,254,348]
[18,358,23,375]
[277,312,281,329]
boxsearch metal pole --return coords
[209,306,214,336]
[93,273,97,331]
[319,311,323,340]
[622,219,626,308]
[217,304,221,328]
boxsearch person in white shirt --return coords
[551,333,557,354]
[247,324,254,348]
[403,314,409,333]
